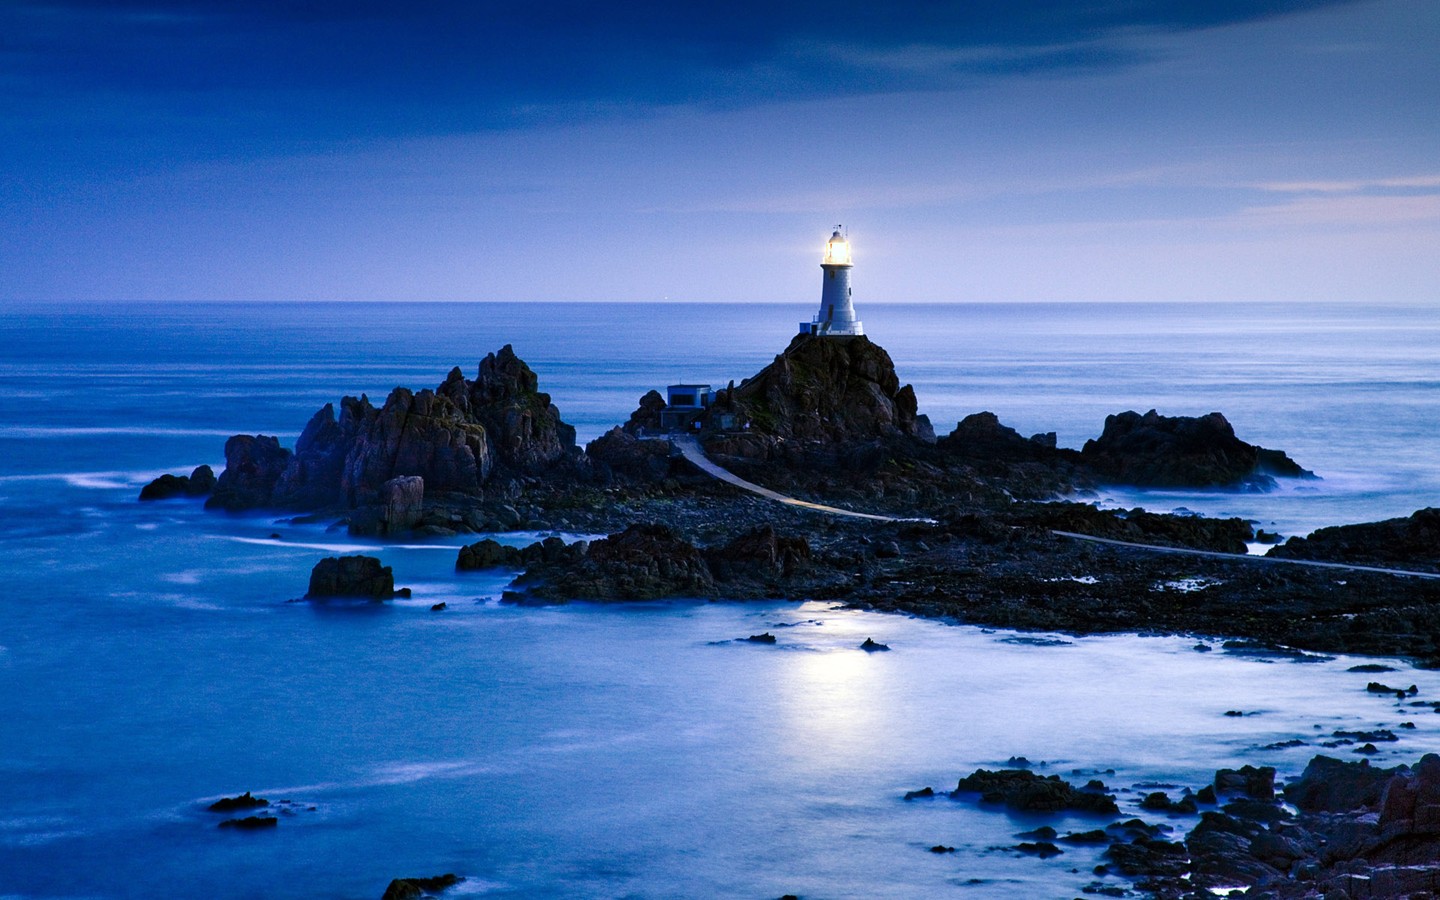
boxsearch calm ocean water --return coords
[2,301,1439,898]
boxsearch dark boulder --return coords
[1079,409,1313,489]
[951,768,1118,814]
[707,524,811,581]
[745,632,777,644]
[456,538,524,570]
[1283,755,1402,813]
[139,464,217,500]
[207,436,292,511]
[860,637,891,652]
[1214,765,1276,800]
[305,555,409,601]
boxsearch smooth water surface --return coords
[3,302,1440,898]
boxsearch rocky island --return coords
[144,334,1440,665]
[137,331,1440,899]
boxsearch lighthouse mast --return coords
[800,228,864,337]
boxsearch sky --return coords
[1,0,1437,303]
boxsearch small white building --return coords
[799,228,864,337]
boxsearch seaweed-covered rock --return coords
[510,524,715,602]
[1080,409,1312,490]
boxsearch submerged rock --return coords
[305,555,409,601]
[217,815,277,830]
[207,791,268,812]
[380,874,463,900]
[859,637,891,652]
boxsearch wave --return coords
[0,425,258,438]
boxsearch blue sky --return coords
[2,0,1436,302]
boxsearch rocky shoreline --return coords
[142,335,1440,666]
[138,334,1440,899]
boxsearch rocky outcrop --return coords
[586,427,675,482]
[950,768,1119,814]
[1080,409,1313,490]
[622,389,667,434]
[214,347,576,513]
[379,476,424,533]
[705,334,934,453]
[939,412,1058,461]
[305,555,410,601]
[381,875,462,900]
[207,436,292,511]
[437,345,576,474]
[456,535,580,571]
[505,523,821,603]
[139,465,216,500]
[999,502,1256,553]
[1268,508,1440,572]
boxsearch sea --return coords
[2,300,1439,899]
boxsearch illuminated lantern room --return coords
[800,227,864,337]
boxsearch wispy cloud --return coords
[1255,175,1440,193]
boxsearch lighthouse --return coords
[799,228,863,337]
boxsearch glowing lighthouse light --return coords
[800,227,864,337]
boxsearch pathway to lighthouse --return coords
[673,435,1440,580]
[670,435,924,523]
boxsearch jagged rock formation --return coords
[212,345,575,515]
[207,436,292,511]
[1269,508,1440,572]
[1080,409,1313,490]
[702,334,934,458]
[139,464,216,501]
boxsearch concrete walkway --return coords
[670,435,924,523]
[1051,530,1440,580]
[670,435,1440,581]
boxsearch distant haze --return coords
[1,0,1436,304]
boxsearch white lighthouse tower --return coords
[800,228,863,337]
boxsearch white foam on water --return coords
[221,536,382,553]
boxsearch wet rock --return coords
[1368,681,1419,696]
[430,602,446,611]
[455,538,523,570]
[1214,765,1275,799]
[305,555,409,601]
[903,787,934,801]
[1015,841,1062,857]
[1103,837,1188,877]
[745,633,777,644]
[510,524,715,602]
[380,874,462,900]
[218,815,277,830]
[859,638,890,652]
[1284,755,1402,813]
[928,844,955,854]
[139,465,217,500]
[951,768,1119,814]
[1350,663,1398,673]
[1061,830,1110,844]
[1080,408,1312,490]
[1139,792,1197,814]
[208,791,268,812]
